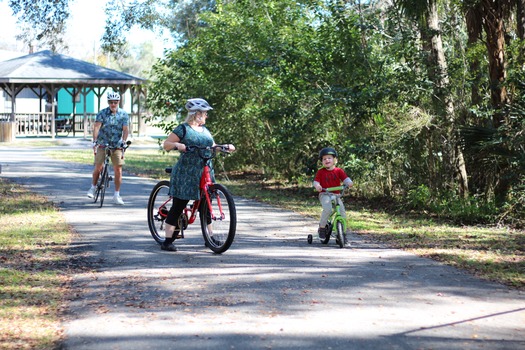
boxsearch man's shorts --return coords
[94,148,125,166]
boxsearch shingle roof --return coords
[0,50,145,85]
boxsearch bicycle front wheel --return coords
[99,165,108,208]
[200,183,236,254]
[336,221,345,248]
[147,180,171,244]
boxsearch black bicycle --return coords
[93,141,131,207]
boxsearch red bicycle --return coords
[147,145,237,253]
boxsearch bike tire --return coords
[336,221,345,248]
[147,180,171,244]
[321,224,331,244]
[93,177,101,203]
[99,165,108,208]
[199,183,236,254]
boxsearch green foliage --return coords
[8,0,70,51]
[147,0,388,180]
[142,0,524,226]
[405,183,499,225]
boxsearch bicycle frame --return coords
[157,163,223,229]
[326,186,347,233]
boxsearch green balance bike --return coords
[308,186,348,248]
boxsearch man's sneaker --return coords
[161,241,177,252]
[318,227,327,239]
[87,187,95,199]
[113,195,124,205]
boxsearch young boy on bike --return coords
[313,147,353,240]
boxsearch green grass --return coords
[0,177,71,349]
[39,144,525,289]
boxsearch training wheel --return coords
[307,234,313,244]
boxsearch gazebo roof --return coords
[0,50,145,85]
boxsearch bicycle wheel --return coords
[99,165,108,208]
[336,221,345,248]
[147,180,171,244]
[321,223,331,244]
[199,183,236,254]
[93,174,101,203]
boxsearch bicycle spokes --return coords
[199,184,236,254]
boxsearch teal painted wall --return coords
[57,88,95,115]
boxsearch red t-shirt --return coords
[314,167,348,193]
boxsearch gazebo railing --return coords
[0,112,144,138]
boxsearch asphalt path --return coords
[1,141,524,350]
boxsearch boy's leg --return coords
[318,194,332,238]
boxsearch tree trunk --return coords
[480,0,510,204]
[465,7,483,106]
[517,0,525,64]
[424,0,469,197]
[481,1,508,127]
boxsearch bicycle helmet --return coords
[185,98,213,112]
[319,147,338,160]
[107,91,121,101]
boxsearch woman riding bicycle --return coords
[160,98,235,252]
[313,147,353,240]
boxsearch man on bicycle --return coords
[86,91,129,205]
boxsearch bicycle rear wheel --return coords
[321,223,331,244]
[147,180,171,244]
[200,183,236,254]
[99,165,109,208]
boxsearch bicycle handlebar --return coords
[315,185,347,193]
[323,186,345,192]
[185,145,232,160]
[95,141,132,157]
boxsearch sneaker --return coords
[113,194,124,205]
[318,227,327,239]
[160,241,177,252]
[87,187,95,198]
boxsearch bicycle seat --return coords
[165,167,172,174]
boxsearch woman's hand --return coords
[163,133,183,152]
[174,142,186,152]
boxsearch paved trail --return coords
[1,143,524,350]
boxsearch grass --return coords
[0,177,72,349]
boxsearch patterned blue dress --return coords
[169,123,215,200]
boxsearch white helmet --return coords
[107,91,121,101]
[185,98,213,112]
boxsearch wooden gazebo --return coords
[0,50,147,142]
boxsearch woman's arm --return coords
[163,133,183,151]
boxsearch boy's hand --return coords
[314,184,322,192]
